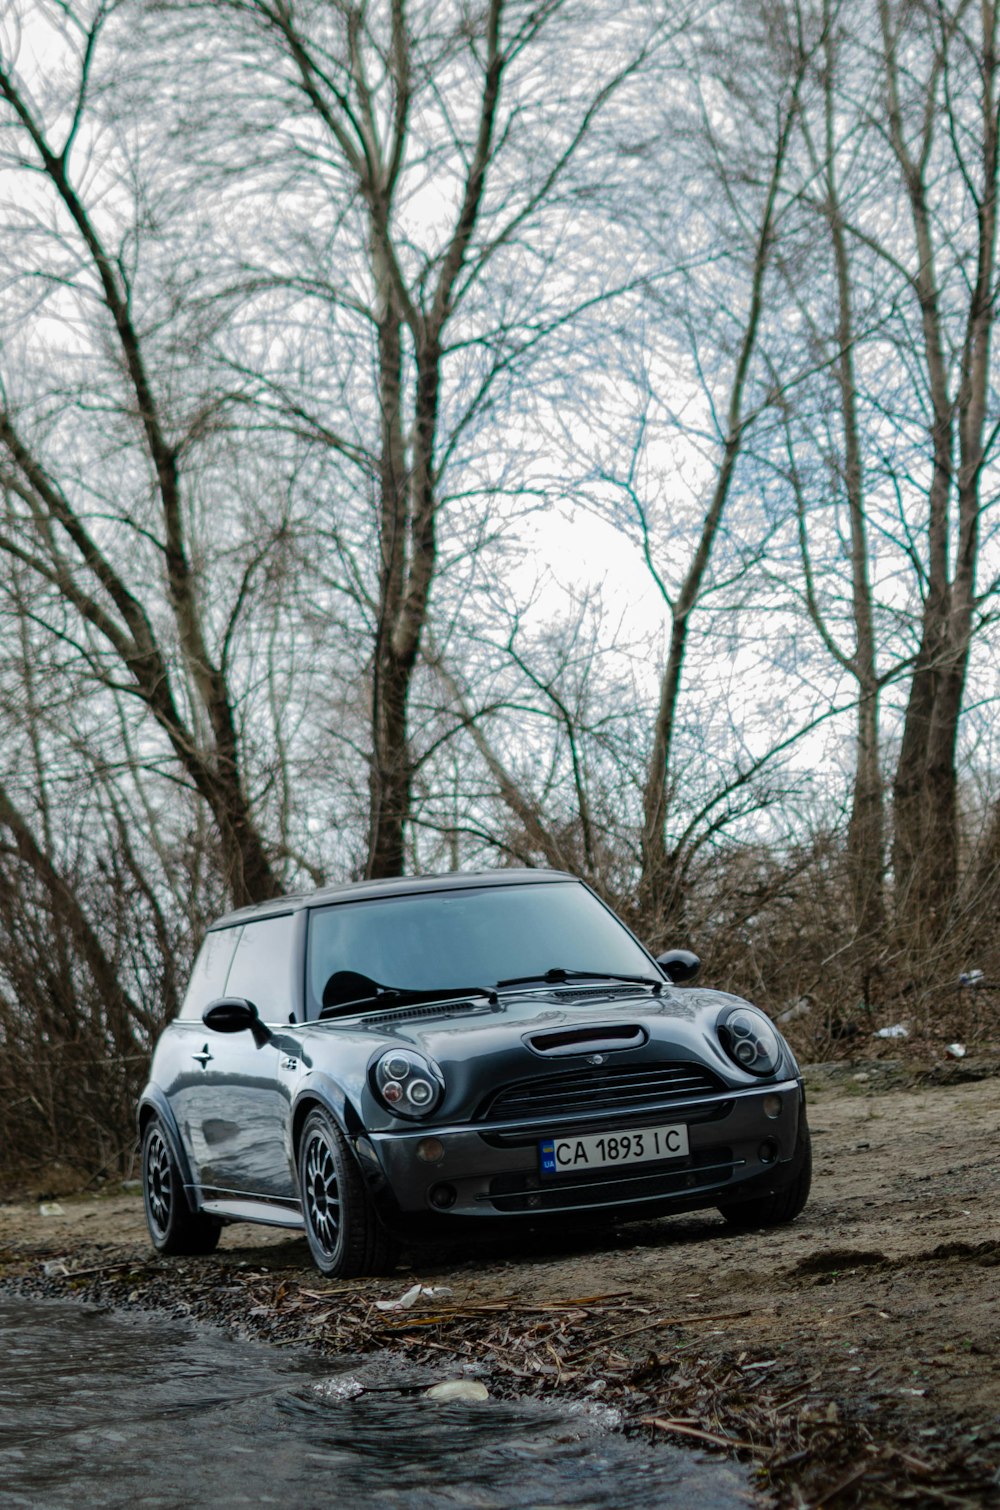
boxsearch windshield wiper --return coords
[495,968,662,993]
[319,978,498,1019]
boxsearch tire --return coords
[298,1109,400,1278]
[717,1126,812,1230]
[142,1118,222,1256]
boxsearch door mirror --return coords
[203,997,272,1046]
[655,949,701,985]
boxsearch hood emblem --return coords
[587,1053,605,1066]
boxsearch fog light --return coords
[429,1183,457,1209]
[763,1094,782,1119]
[416,1137,445,1163]
[758,1139,779,1165]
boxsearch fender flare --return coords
[289,1075,357,1151]
[137,1088,200,1214]
[290,1077,396,1210]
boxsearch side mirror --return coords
[655,949,701,985]
[203,997,272,1047]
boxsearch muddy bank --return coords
[2,1062,999,1508]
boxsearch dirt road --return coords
[2,1061,999,1507]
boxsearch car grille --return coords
[476,1061,725,1123]
[485,1147,736,1213]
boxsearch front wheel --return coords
[717,1127,812,1230]
[298,1109,400,1278]
[142,1119,222,1256]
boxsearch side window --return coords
[177,928,241,1020]
[224,914,298,1023]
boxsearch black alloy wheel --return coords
[297,1109,400,1278]
[141,1119,222,1255]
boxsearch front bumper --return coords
[360,1078,804,1227]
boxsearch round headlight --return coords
[719,1007,783,1077]
[372,1048,443,1118]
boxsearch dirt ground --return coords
[2,1060,999,1508]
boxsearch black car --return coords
[138,869,810,1276]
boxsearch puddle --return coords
[0,1296,753,1508]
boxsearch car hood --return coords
[320,983,701,1047]
[298,984,762,1122]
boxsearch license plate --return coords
[539,1124,689,1175]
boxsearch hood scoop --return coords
[526,1024,647,1057]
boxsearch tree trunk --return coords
[824,12,885,948]
[847,688,885,950]
[638,55,805,940]
[366,231,412,880]
[883,0,998,943]
[0,50,280,910]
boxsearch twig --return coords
[889,1448,934,1475]
[641,1416,762,1453]
[562,1307,755,1360]
[765,1448,812,1472]
[62,1260,142,1280]
[808,1463,872,1508]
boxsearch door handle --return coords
[193,1045,214,1068]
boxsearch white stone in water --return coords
[424,1379,490,1402]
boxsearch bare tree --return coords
[779,0,888,957]
[0,1,284,906]
[582,3,818,943]
[875,0,1000,941]
[169,0,677,877]
[737,0,1000,973]
[420,588,636,884]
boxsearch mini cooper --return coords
[138,869,811,1275]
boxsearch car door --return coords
[185,912,303,1202]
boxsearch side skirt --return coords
[190,1191,305,1230]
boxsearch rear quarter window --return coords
[177,927,241,1020]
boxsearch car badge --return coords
[587,1053,605,1065]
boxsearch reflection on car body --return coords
[139,869,811,1276]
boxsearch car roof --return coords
[207,867,578,931]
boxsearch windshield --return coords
[305,880,654,1018]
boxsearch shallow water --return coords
[0,1296,752,1509]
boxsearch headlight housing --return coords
[372,1049,444,1119]
[718,1006,783,1077]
